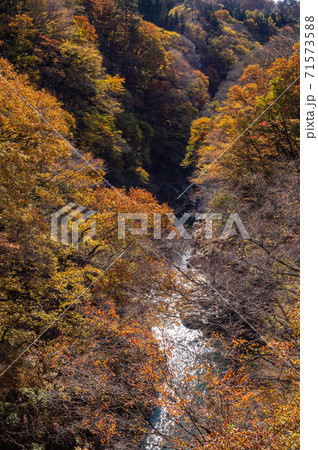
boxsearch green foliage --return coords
[189,45,299,183]
[167,0,259,95]
[0,0,298,191]
[244,9,277,43]
[0,58,174,448]
[182,116,212,167]
[0,2,300,448]
[175,44,300,450]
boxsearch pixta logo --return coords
[118,213,250,241]
[51,203,96,249]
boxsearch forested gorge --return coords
[0,0,299,449]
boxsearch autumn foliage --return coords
[0,0,299,448]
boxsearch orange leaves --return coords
[72,15,98,43]
[189,45,300,185]
[0,55,174,448]
[0,57,79,212]
[88,185,173,249]
[214,10,234,22]
[42,295,166,444]
[237,64,267,90]
[0,58,73,158]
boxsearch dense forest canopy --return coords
[0,0,299,198]
[0,0,299,448]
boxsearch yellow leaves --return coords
[182,117,212,167]
[8,13,37,40]
[0,58,73,152]
[222,25,237,37]
[135,166,150,184]
[103,73,125,96]
[0,58,79,211]
[72,15,98,43]
[188,45,300,184]
[214,10,234,22]
[0,6,301,449]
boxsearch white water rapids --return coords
[143,251,210,449]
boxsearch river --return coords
[143,249,212,449]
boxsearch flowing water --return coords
[143,250,211,449]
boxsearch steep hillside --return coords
[0,0,299,448]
